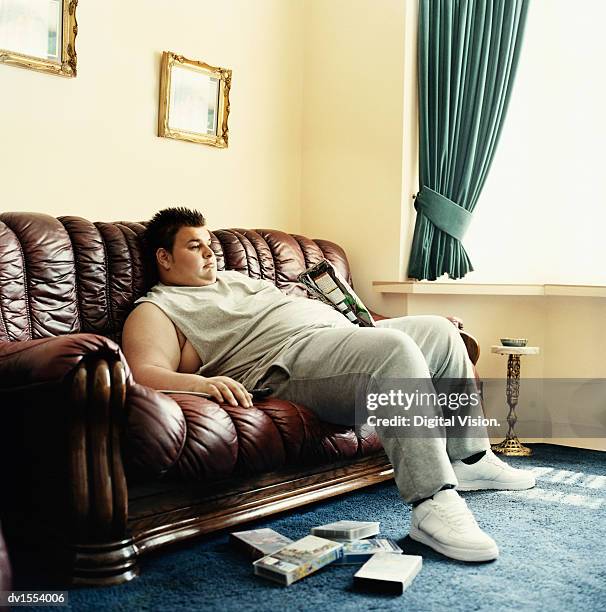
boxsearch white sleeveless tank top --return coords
[135,270,353,389]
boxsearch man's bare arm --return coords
[122,303,252,407]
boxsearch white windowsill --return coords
[372,282,606,298]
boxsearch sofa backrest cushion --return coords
[0,213,352,344]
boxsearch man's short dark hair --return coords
[143,206,207,270]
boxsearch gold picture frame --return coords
[158,51,231,148]
[0,0,78,77]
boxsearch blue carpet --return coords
[41,445,606,611]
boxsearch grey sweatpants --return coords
[259,315,490,503]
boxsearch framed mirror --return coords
[158,51,232,148]
[0,0,77,77]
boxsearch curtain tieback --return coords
[414,187,472,242]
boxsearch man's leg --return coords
[375,315,490,461]
[375,315,535,491]
[261,324,459,504]
[261,322,503,562]
[259,317,535,562]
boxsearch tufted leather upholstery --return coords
[0,214,352,344]
[0,212,381,484]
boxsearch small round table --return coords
[490,345,540,457]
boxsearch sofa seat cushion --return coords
[124,386,382,482]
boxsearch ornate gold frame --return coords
[158,51,231,148]
[0,0,78,77]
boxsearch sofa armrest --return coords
[459,330,480,365]
[0,335,139,584]
[369,309,389,322]
[445,315,464,330]
[0,333,131,389]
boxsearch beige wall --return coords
[0,0,304,232]
[386,294,606,381]
[385,292,606,451]
[300,0,417,313]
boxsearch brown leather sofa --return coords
[0,212,478,588]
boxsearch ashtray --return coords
[500,338,528,347]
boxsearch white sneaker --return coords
[410,489,499,562]
[453,449,536,491]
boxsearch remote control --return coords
[250,387,273,399]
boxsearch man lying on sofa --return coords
[122,207,535,564]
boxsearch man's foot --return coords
[453,449,536,491]
[410,489,499,562]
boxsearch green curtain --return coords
[407,0,530,281]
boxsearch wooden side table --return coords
[490,345,540,456]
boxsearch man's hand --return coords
[446,315,464,330]
[198,376,253,408]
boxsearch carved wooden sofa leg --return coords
[68,358,138,586]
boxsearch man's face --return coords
[157,226,217,287]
